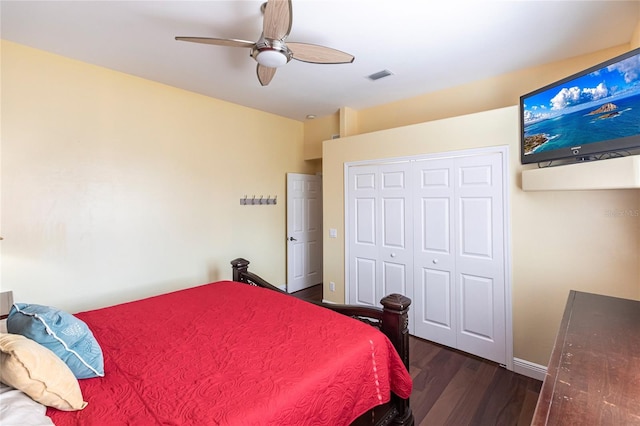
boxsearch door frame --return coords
[344,145,513,370]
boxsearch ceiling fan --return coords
[175,0,355,86]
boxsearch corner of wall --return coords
[303,112,339,160]
[339,107,359,137]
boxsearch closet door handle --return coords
[288,237,297,241]
[390,253,396,258]
[432,259,438,264]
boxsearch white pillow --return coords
[0,383,55,426]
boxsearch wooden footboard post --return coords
[380,294,414,426]
[231,258,250,283]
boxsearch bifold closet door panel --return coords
[413,158,457,348]
[454,153,506,365]
[348,165,379,307]
[348,163,413,307]
[379,163,413,303]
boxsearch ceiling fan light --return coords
[256,49,288,68]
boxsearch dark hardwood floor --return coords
[292,284,542,426]
[290,283,324,303]
[409,337,541,425]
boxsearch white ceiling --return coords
[2,1,639,121]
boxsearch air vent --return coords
[367,69,393,81]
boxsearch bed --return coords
[2,258,414,425]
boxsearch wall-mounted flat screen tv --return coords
[520,47,640,165]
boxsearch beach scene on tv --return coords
[522,51,640,156]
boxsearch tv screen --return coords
[520,48,640,165]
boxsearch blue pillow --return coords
[7,303,104,379]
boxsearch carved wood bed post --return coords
[231,258,250,282]
[380,294,413,426]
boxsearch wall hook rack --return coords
[240,194,277,205]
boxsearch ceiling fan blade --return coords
[287,42,354,64]
[263,0,292,40]
[257,64,277,86]
[175,37,255,49]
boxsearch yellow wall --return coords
[1,41,315,312]
[322,106,640,367]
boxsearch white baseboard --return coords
[321,299,336,304]
[513,358,547,381]
[277,284,286,291]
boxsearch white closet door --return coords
[348,165,379,306]
[413,152,506,365]
[379,163,413,303]
[348,163,413,307]
[347,150,508,365]
[413,158,457,347]
[455,153,506,364]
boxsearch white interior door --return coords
[286,173,322,293]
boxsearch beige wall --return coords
[1,41,315,312]
[322,106,640,367]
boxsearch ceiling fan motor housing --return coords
[252,38,292,68]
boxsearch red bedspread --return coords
[47,281,412,425]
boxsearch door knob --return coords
[432,259,438,264]
[390,253,396,258]
[288,237,297,241]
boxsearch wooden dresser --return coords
[532,290,640,425]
